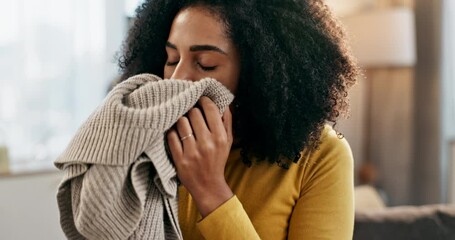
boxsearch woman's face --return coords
[164,6,240,93]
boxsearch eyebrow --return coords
[166,41,227,55]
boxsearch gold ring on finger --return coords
[180,133,194,141]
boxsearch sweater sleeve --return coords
[196,195,261,239]
[288,131,355,239]
[71,164,143,240]
[56,157,156,240]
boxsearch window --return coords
[442,0,455,203]
[0,0,127,173]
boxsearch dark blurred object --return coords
[354,204,455,240]
[0,145,9,174]
[359,161,378,185]
[358,161,390,205]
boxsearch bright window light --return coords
[0,0,126,173]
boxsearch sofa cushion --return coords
[355,185,386,211]
[354,204,455,240]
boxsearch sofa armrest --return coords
[354,204,455,240]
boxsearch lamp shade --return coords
[342,7,416,68]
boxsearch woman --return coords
[119,0,358,239]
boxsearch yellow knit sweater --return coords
[178,125,354,239]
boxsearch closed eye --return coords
[198,63,217,71]
[166,60,179,66]
[166,61,216,71]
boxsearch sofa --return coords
[353,186,455,240]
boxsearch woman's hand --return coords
[167,96,234,218]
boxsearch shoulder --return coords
[318,124,352,156]
[299,124,354,178]
[297,124,354,194]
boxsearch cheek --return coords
[226,57,241,94]
[225,65,240,94]
[163,66,172,79]
[221,73,239,94]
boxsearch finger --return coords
[222,106,233,143]
[176,116,194,138]
[198,96,224,135]
[176,116,197,150]
[167,128,183,159]
[187,107,210,138]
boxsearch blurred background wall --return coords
[0,172,64,239]
[331,0,417,206]
[328,0,453,206]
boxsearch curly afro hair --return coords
[118,0,358,166]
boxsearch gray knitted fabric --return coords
[55,73,234,240]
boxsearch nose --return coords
[170,60,197,81]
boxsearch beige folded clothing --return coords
[55,74,234,240]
